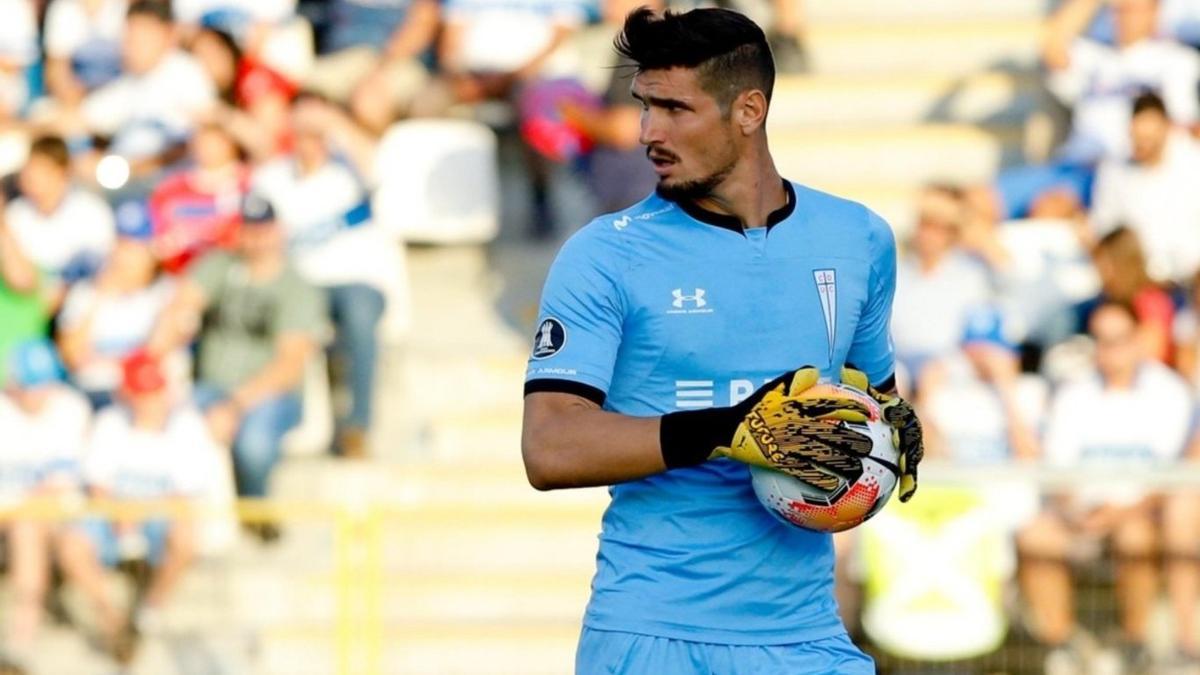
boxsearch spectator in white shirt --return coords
[43,0,128,107]
[0,340,89,663]
[1018,300,1195,669]
[1090,91,1200,284]
[5,136,115,285]
[974,0,1200,224]
[0,0,37,120]
[892,186,994,389]
[57,201,176,410]
[57,350,218,664]
[78,1,216,188]
[252,105,391,456]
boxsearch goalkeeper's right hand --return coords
[659,367,875,488]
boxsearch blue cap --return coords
[114,199,153,240]
[961,306,1014,352]
[241,192,276,224]
[8,339,65,389]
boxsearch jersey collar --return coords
[661,179,796,235]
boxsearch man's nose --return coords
[639,110,664,146]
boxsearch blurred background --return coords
[0,0,1198,673]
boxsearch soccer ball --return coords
[749,382,900,533]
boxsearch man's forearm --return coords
[522,396,667,490]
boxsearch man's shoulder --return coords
[789,181,895,254]
[560,194,679,260]
[1137,361,1192,397]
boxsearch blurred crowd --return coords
[863,0,1200,672]
[0,0,810,669]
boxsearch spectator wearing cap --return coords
[57,350,221,663]
[42,0,128,109]
[305,0,441,134]
[73,0,216,189]
[1090,91,1200,284]
[1018,300,1196,670]
[57,200,178,410]
[5,136,116,288]
[148,122,249,274]
[253,107,390,457]
[0,340,89,662]
[891,185,995,390]
[148,193,325,513]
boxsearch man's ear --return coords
[733,89,768,136]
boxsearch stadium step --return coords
[770,72,1042,128]
[806,20,1041,76]
[806,0,1050,23]
[772,123,1023,187]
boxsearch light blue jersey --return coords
[525,181,897,646]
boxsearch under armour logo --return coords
[672,288,706,308]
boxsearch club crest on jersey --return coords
[813,269,837,361]
[531,317,566,360]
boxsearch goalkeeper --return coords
[521,7,922,675]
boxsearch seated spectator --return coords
[974,0,1200,224]
[57,201,176,410]
[918,308,1042,463]
[1075,226,1174,363]
[57,351,218,664]
[558,0,659,215]
[891,186,994,388]
[0,340,89,664]
[148,122,249,274]
[42,0,127,108]
[0,0,37,121]
[1175,269,1200,387]
[1018,300,1194,672]
[148,194,324,527]
[305,0,441,134]
[75,1,216,191]
[190,26,296,162]
[253,106,390,457]
[1090,91,1200,284]
[435,0,588,109]
[5,135,116,285]
[0,214,50,386]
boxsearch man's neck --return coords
[33,187,67,216]
[692,145,785,229]
[1103,367,1138,391]
[244,253,284,281]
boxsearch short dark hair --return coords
[127,0,173,23]
[29,135,69,169]
[1132,90,1167,117]
[615,7,775,112]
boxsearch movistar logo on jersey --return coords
[674,377,776,409]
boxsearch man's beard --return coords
[655,159,737,203]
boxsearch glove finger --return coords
[838,366,870,392]
[815,408,869,424]
[786,366,821,397]
[789,396,873,419]
[898,474,917,502]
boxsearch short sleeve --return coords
[44,1,84,58]
[57,282,97,330]
[1046,39,1098,106]
[846,210,897,386]
[272,268,328,338]
[189,252,233,301]
[524,227,625,404]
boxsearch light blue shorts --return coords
[576,627,875,675]
[73,519,170,567]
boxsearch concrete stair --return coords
[807,20,1042,76]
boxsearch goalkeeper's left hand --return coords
[840,367,924,502]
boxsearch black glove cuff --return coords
[660,406,742,469]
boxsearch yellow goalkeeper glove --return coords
[660,367,875,491]
[840,367,925,502]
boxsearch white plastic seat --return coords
[372,119,500,245]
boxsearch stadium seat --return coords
[373,119,501,245]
